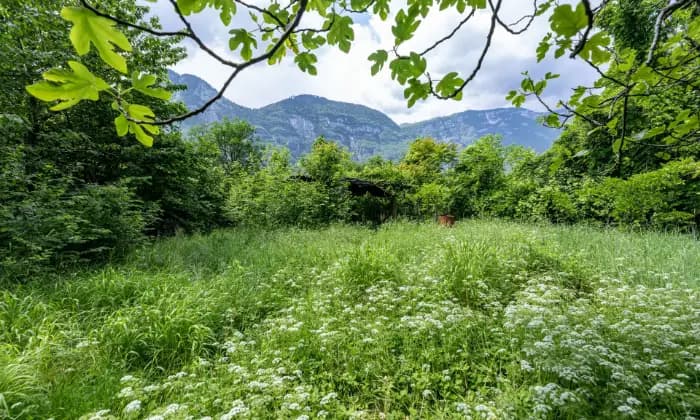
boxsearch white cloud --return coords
[146,0,598,123]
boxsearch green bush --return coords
[577,159,700,231]
[130,134,229,235]
[0,180,149,281]
[227,147,351,228]
[513,183,580,224]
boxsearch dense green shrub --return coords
[129,134,229,235]
[227,169,350,228]
[513,183,580,224]
[0,174,149,281]
[576,159,700,230]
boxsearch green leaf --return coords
[466,0,486,8]
[213,0,236,25]
[294,52,318,75]
[326,14,354,53]
[435,72,464,98]
[512,94,526,107]
[554,38,571,58]
[533,80,546,95]
[617,49,636,72]
[520,78,535,92]
[408,52,427,75]
[132,124,155,147]
[115,115,129,137]
[407,0,430,18]
[536,34,552,62]
[535,1,552,16]
[390,55,425,84]
[404,78,430,107]
[176,0,207,15]
[544,113,560,127]
[127,104,156,122]
[61,7,132,73]
[132,72,172,100]
[672,115,698,137]
[125,104,159,147]
[612,138,622,154]
[301,32,326,50]
[636,125,666,139]
[579,32,611,65]
[308,0,333,15]
[26,61,110,110]
[550,3,588,37]
[229,29,257,61]
[373,0,391,19]
[368,50,389,75]
[266,37,287,65]
[392,9,421,45]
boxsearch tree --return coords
[449,135,506,217]
[190,119,262,175]
[400,138,457,185]
[300,137,352,184]
[0,0,229,278]
[22,0,699,154]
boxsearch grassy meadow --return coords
[1,220,699,419]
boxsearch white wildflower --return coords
[285,402,301,411]
[118,387,135,398]
[89,409,111,419]
[163,403,185,416]
[617,405,636,416]
[124,400,141,414]
[220,400,249,419]
[455,403,468,413]
[320,392,337,406]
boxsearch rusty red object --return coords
[438,214,455,227]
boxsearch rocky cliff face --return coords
[168,70,559,159]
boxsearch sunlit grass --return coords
[1,220,698,418]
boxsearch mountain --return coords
[169,71,256,125]
[401,108,557,153]
[169,70,559,159]
[253,95,403,158]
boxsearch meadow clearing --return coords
[1,220,699,419]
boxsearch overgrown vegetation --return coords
[1,1,699,418]
[1,222,698,419]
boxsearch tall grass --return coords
[0,220,698,419]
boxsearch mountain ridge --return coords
[168,70,559,159]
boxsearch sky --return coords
[146,1,598,124]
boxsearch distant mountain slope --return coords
[401,108,557,152]
[169,71,256,125]
[169,70,559,159]
[254,95,403,158]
